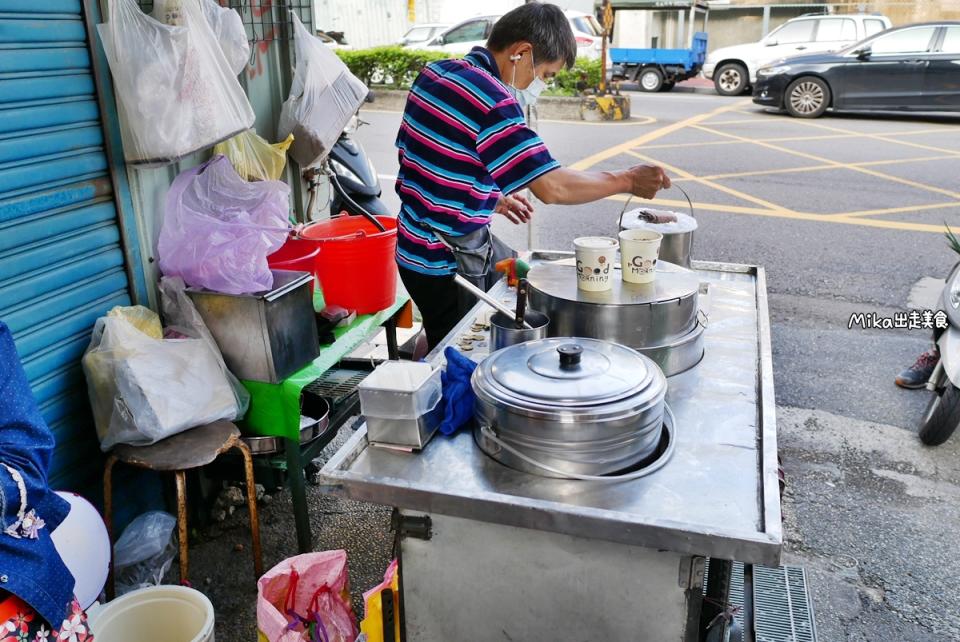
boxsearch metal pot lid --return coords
[481,337,656,406]
[526,260,699,307]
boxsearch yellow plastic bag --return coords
[359,559,400,642]
[106,305,162,339]
[213,129,293,181]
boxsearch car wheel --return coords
[638,68,663,93]
[785,76,831,118]
[714,63,747,96]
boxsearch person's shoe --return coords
[895,349,940,389]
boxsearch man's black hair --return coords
[487,3,577,69]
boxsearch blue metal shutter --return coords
[0,0,145,495]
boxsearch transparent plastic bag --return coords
[97,0,255,165]
[158,276,250,415]
[213,129,294,181]
[113,511,177,596]
[278,13,368,167]
[82,307,242,451]
[197,0,250,75]
[157,155,291,294]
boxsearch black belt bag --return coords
[422,223,516,312]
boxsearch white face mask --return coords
[509,52,546,110]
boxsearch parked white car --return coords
[416,10,605,60]
[399,23,450,47]
[703,13,891,95]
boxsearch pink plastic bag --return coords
[158,155,291,295]
[257,551,358,642]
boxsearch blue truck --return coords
[610,31,708,92]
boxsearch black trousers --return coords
[398,266,472,350]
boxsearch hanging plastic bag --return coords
[214,130,294,181]
[158,155,291,295]
[359,560,400,642]
[113,511,178,596]
[278,13,368,168]
[97,0,255,165]
[257,551,358,642]
[82,306,243,451]
[197,0,250,75]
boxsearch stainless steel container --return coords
[472,337,667,477]
[489,311,549,350]
[526,260,700,348]
[620,209,698,268]
[186,270,319,383]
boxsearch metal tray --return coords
[319,259,781,565]
[244,408,331,456]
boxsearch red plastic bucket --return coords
[267,236,321,292]
[301,216,398,314]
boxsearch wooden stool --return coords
[103,420,263,597]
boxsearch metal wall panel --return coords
[0,0,152,509]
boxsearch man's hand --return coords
[623,165,671,199]
[494,193,534,225]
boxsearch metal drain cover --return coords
[753,565,818,642]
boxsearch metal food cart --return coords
[320,255,811,641]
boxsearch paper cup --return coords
[619,229,663,284]
[574,236,618,291]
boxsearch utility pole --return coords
[600,0,612,94]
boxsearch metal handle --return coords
[453,274,534,329]
[515,278,528,328]
[558,344,583,369]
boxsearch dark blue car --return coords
[753,22,960,118]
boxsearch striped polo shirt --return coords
[394,47,560,276]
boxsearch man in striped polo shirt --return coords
[395,3,671,348]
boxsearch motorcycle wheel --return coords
[919,383,960,446]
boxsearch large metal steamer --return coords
[526,256,706,376]
[320,254,786,641]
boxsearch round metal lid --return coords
[526,260,699,307]
[481,337,655,406]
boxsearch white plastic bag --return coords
[82,306,243,451]
[192,0,250,76]
[158,276,251,414]
[97,0,255,165]
[278,12,368,167]
[113,511,177,595]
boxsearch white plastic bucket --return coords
[88,586,215,642]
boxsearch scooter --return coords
[304,114,390,221]
[919,261,960,445]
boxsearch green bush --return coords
[336,47,450,89]
[551,57,603,96]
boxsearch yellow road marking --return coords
[671,154,960,183]
[568,99,751,171]
[605,193,960,233]
[538,115,657,126]
[637,127,952,150]
[830,202,960,218]
[626,150,795,213]
[692,124,960,201]
[783,118,960,157]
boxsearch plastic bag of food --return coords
[82,306,243,451]
[113,511,177,595]
[97,0,255,165]
[157,155,291,294]
[278,13,368,167]
[257,551,357,642]
[214,130,294,181]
